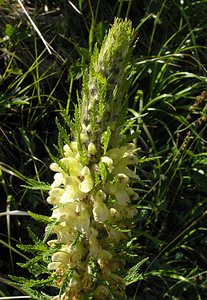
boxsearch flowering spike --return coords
[80,18,135,155]
[46,18,138,300]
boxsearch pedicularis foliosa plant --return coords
[14,18,140,300]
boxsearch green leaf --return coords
[5,23,14,38]
[9,275,53,288]
[11,97,30,105]
[102,126,111,155]
[28,211,51,224]
[99,161,109,184]
[43,219,59,243]
[17,243,47,253]
[21,181,50,191]
[14,286,51,300]
[68,61,83,81]
[17,256,49,276]
[49,152,71,176]
[55,117,70,151]
[27,227,41,244]
[125,257,149,285]
[60,269,74,297]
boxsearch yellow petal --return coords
[79,166,94,193]
[101,156,114,172]
[61,157,82,176]
[47,261,61,271]
[92,200,109,223]
[63,144,74,158]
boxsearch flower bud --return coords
[117,173,129,184]
[63,144,74,158]
[70,141,78,153]
[109,207,121,219]
[101,156,114,172]
[80,131,88,143]
[50,162,61,172]
[88,142,97,155]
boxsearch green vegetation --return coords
[0,0,207,299]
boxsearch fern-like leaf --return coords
[21,180,50,191]
[43,219,59,243]
[56,117,70,150]
[9,276,53,288]
[59,269,74,297]
[27,227,42,243]
[17,243,48,253]
[17,256,49,276]
[125,257,148,285]
[15,286,51,300]
[49,152,71,176]
[102,126,111,155]
[28,211,51,224]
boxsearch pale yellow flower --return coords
[50,172,63,188]
[92,200,109,222]
[59,177,83,203]
[61,157,82,176]
[79,166,94,193]
[48,261,61,271]
[47,188,64,204]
